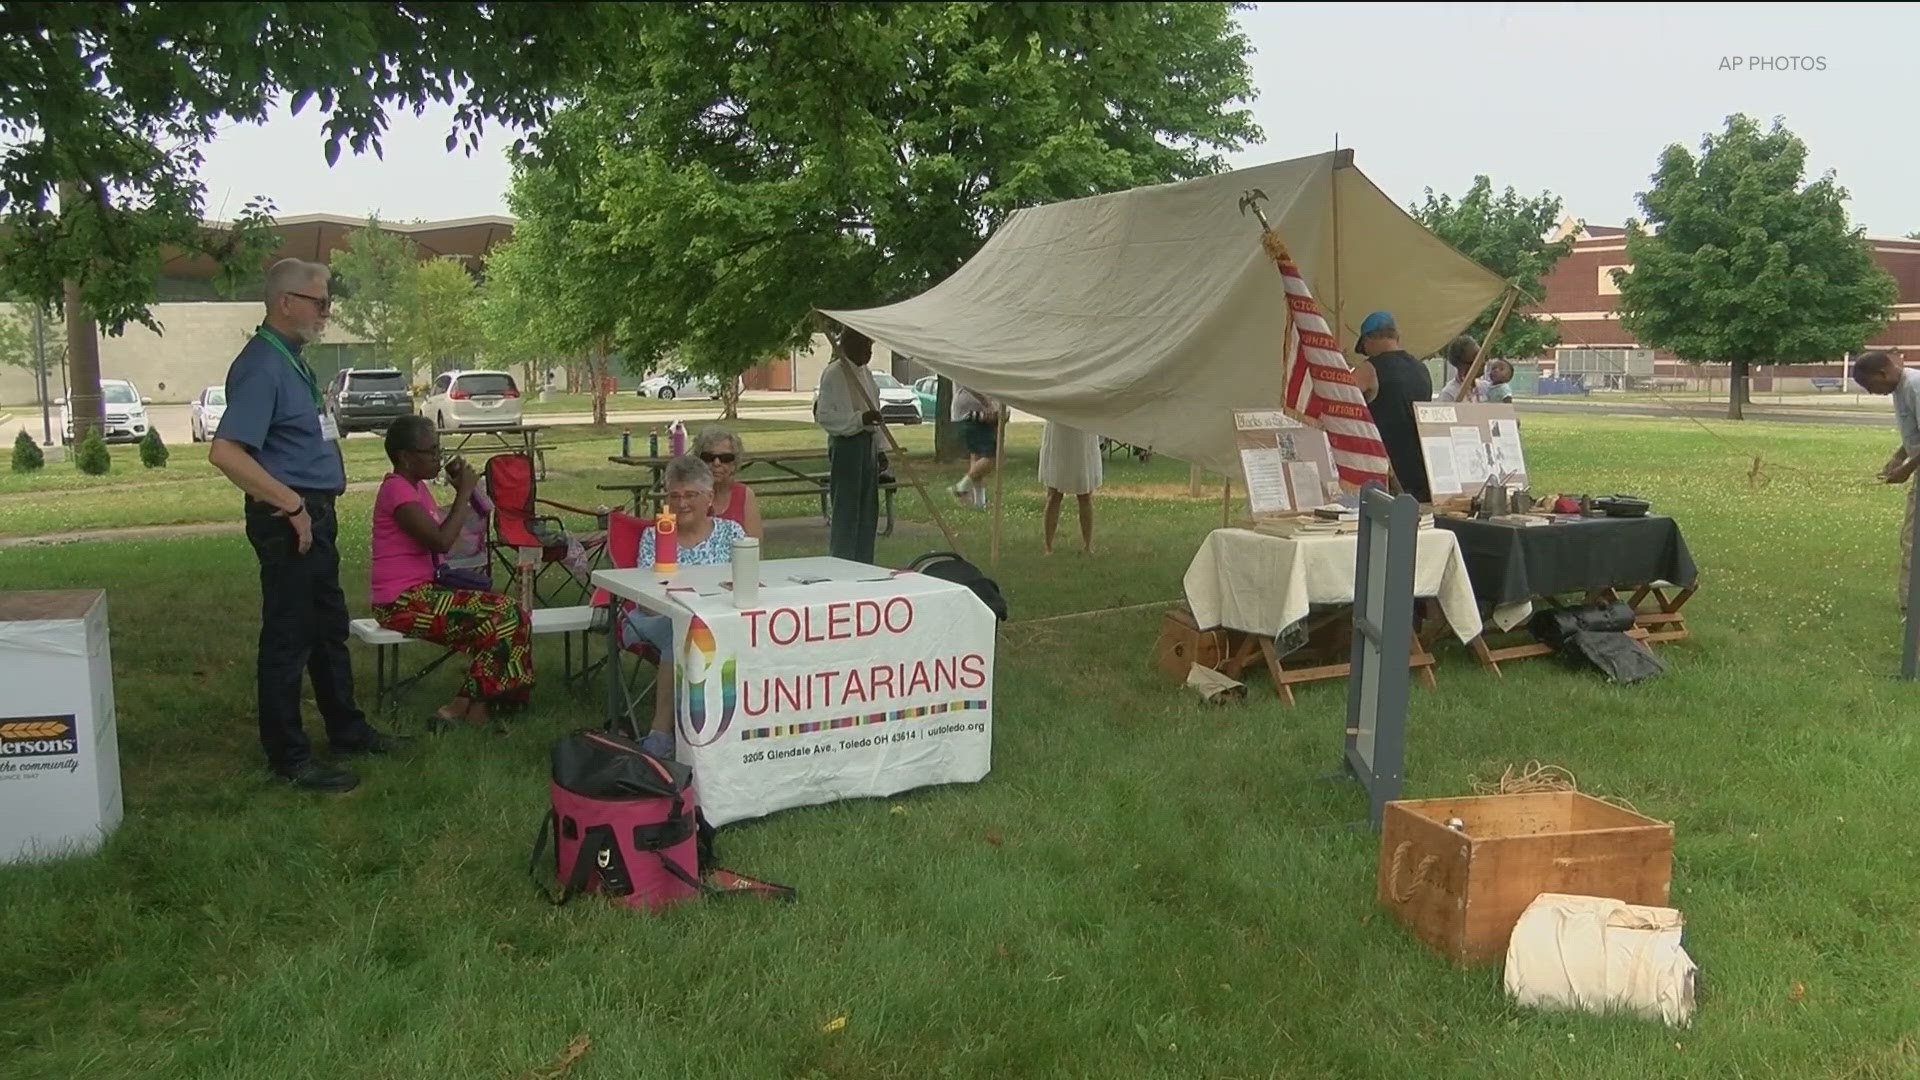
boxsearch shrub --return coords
[139,426,169,468]
[10,429,43,472]
[74,428,111,475]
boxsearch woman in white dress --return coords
[1038,421,1102,554]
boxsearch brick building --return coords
[1528,218,1920,389]
[0,214,516,406]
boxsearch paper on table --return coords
[1490,419,1528,478]
[1451,426,1489,487]
[1422,435,1462,495]
[1240,447,1292,514]
[1286,461,1322,507]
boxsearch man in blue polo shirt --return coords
[209,258,409,792]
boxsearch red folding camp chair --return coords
[589,510,661,723]
[484,452,607,607]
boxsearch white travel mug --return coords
[731,537,760,608]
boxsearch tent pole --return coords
[1461,286,1520,393]
[842,365,965,557]
[1222,479,1232,528]
[990,406,1008,569]
[1188,462,1202,497]
[1331,139,1345,353]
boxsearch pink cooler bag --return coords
[532,728,702,910]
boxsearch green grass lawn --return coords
[4,413,1920,1078]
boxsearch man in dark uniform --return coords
[1350,310,1433,503]
[209,258,410,792]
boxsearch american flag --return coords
[1266,232,1391,489]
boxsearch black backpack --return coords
[907,551,1007,621]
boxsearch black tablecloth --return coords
[1434,515,1698,605]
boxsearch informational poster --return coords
[1234,410,1339,516]
[1412,403,1529,498]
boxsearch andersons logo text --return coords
[0,716,79,757]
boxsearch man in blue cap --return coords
[1352,310,1433,502]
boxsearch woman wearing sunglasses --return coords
[692,426,762,539]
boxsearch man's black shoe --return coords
[276,761,360,793]
[332,730,415,756]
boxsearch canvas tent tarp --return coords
[821,150,1507,474]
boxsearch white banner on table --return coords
[666,575,995,827]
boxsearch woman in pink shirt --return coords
[370,416,533,728]
[693,426,762,539]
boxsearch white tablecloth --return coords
[1181,528,1484,642]
[592,557,996,827]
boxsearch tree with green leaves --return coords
[0,305,63,374]
[510,1,1259,444]
[395,260,481,374]
[481,160,633,426]
[10,429,43,473]
[138,426,168,468]
[330,217,420,365]
[1614,114,1896,420]
[73,427,109,475]
[0,2,628,440]
[1411,177,1576,359]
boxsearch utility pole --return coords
[32,304,51,445]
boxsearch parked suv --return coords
[422,370,523,430]
[58,379,151,444]
[325,368,414,435]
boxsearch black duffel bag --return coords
[907,551,1008,621]
[1530,601,1664,684]
[1529,601,1637,648]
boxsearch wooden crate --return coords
[1378,792,1673,966]
[1152,605,1231,683]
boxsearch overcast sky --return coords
[195,2,1916,236]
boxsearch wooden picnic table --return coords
[441,424,552,478]
[598,449,900,534]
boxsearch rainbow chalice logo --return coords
[676,613,737,747]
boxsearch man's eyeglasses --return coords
[699,452,737,465]
[287,290,332,314]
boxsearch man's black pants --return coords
[244,492,375,771]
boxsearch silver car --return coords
[422,370,524,430]
[189,385,226,442]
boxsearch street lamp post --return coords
[32,304,52,446]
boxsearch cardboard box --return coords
[1378,792,1672,966]
[0,590,123,863]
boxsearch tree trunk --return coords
[719,375,741,420]
[1727,360,1747,421]
[933,377,960,463]
[63,277,101,444]
[591,344,609,427]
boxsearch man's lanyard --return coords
[256,326,321,409]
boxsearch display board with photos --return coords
[1412,402,1529,499]
[1234,409,1342,517]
